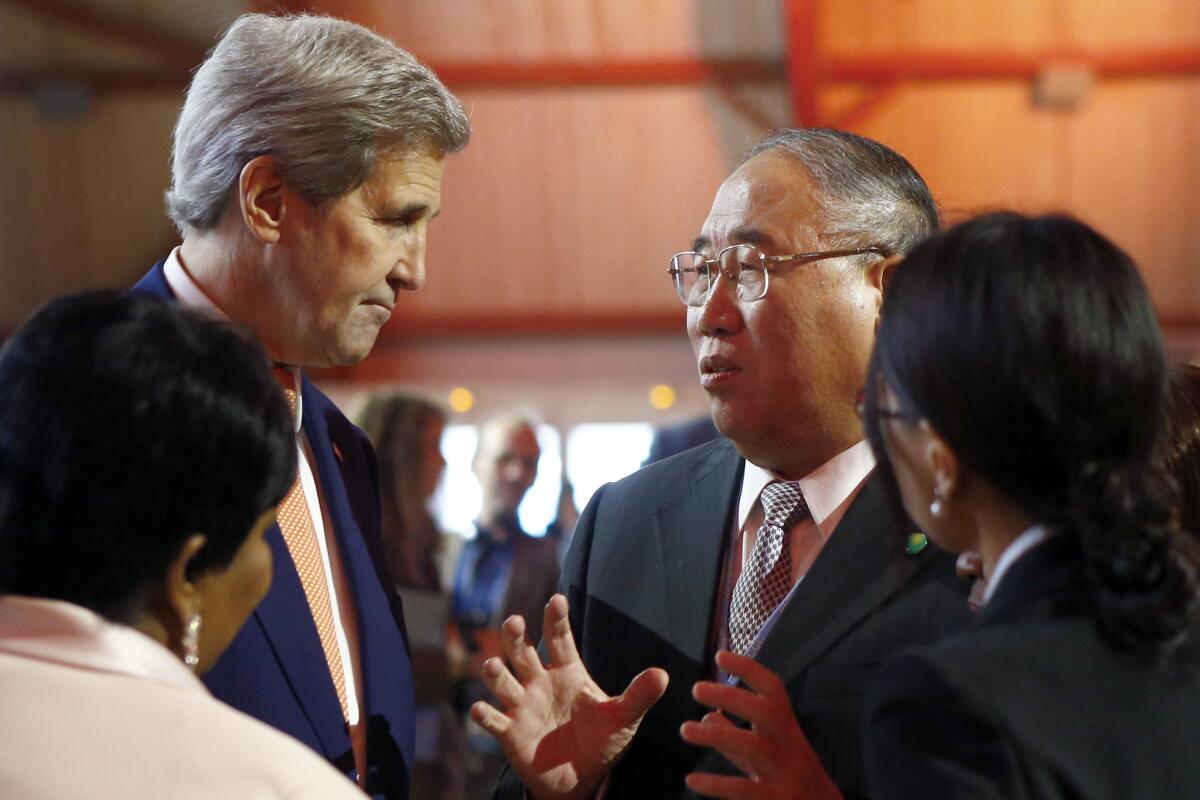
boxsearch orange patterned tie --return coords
[273,367,350,721]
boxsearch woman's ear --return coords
[920,419,961,500]
[238,155,286,244]
[162,533,208,641]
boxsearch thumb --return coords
[615,667,669,726]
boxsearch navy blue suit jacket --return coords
[134,262,415,799]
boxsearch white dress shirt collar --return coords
[163,248,303,434]
[737,440,876,536]
[983,523,1053,604]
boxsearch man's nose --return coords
[391,240,426,292]
[694,271,744,336]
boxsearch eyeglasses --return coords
[854,388,915,423]
[667,244,890,307]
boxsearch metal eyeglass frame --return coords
[667,244,891,307]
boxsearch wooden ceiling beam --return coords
[824,49,1200,82]
[429,57,783,89]
[0,66,187,95]
[0,0,207,66]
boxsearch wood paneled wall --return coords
[1,0,1198,405]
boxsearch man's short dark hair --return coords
[0,291,295,624]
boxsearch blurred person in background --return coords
[543,478,581,564]
[0,291,361,799]
[452,412,560,797]
[684,213,1200,799]
[359,394,452,589]
[359,393,468,800]
[132,13,470,796]
[644,415,721,466]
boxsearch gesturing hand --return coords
[680,651,842,800]
[469,593,669,800]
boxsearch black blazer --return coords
[865,534,1200,799]
[496,438,971,798]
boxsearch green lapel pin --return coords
[905,532,928,555]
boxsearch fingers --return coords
[702,710,735,728]
[480,656,525,707]
[680,717,759,755]
[469,699,512,740]
[615,667,669,726]
[692,680,767,725]
[685,771,759,800]
[542,593,581,668]
[713,651,785,698]
[682,713,758,777]
[500,613,545,681]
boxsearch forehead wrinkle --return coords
[696,227,779,254]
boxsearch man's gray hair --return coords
[746,128,937,256]
[166,13,471,234]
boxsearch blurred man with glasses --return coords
[478,129,972,800]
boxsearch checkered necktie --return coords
[728,481,808,656]
[273,368,350,720]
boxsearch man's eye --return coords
[379,214,420,228]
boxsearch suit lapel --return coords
[299,376,366,591]
[653,444,744,665]
[755,472,931,684]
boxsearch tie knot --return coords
[272,366,298,419]
[759,481,807,529]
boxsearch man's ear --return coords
[238,155,287,244]
[870,253,904,333]
[869,252,904,294]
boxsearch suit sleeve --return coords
[491,484,610,800]
[864,652,1027,800]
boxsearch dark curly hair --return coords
[0,291,295,624]
[863,212,1200,652]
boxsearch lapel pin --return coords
[332,441,344,464]
[905,532,928,555]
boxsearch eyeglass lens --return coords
[672,245,767,307]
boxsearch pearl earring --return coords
[182,612,202,670]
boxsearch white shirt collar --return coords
[163,247,303,434]
[162,246,229,322]
[983,523,1053,604]
[737,440,876,537]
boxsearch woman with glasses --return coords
[682,212,1200,799]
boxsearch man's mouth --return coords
[699,355,742,388]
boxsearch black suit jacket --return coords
[865,534,1200,800]
[496,438,971,798]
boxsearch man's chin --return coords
[324,332,381,367]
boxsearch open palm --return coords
[470,594,669,800]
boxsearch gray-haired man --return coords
[476,129,972,800]
[133,14,469,799]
